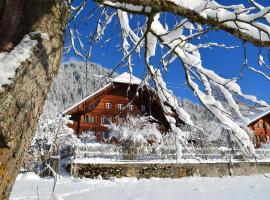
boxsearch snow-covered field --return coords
[11,172,270,200]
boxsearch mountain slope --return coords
[43,61,113,113]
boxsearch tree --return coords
[1,0,270,199]
[26,112,77,175]
[0,1,69,199]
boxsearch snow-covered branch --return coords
[97,0,270,47]
[0,32,49,91]
[249,67,270,81]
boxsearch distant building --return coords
[63,72,171,142]
[245,110,270,147]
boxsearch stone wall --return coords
[71,162,270,179]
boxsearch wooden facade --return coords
[64,73,170,142]
[247,111,270,147]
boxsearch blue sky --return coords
[63,0,270,104]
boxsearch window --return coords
[101,116,112,124]
[141,105,146,112]
[84,115,89,123]
[117,104,124,110]
[105,103,112,109]
[101,116,106,124]
[128,104,134,111]
[89,116,95,123]
[84,115,95,123]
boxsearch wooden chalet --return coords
[245,109,270,147]
[63,72,170,142]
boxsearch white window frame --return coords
[101,116,106,124]
[128,104,134,111]
[84,115,95,123]
[101,116,112,125]
[105,103,112,109]
[84,115,90,123]
[117,104,123,110]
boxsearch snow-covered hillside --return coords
[43,61,113,113]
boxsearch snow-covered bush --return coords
[106,115,163,157]
[34,112,77,150]
[25,112,78,174]
[78,131,96,144]
[260,141,270,149]
[153,132,178,159]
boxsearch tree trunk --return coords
[0,0,69,199]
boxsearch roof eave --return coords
[62,83,112,115]
[246,110,270,126]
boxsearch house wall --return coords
[67,83,169,141]
[248,114,270,147]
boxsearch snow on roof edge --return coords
[245,109,270,125]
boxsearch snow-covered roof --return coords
[113,72,142,85]
[63,72,142,115]
[244,109,270,125]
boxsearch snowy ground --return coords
[10,172,270,200]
